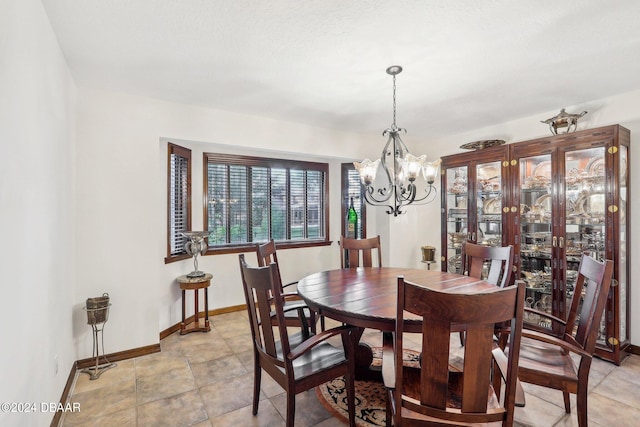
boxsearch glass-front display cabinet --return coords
[441,125,630,364]
[441,146,509,275]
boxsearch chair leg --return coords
[385,389,393,427]
[252,358,261,415]
[577,387,588,427]
[345,371,356,427]
[286,392,296,427]
[563,391,571,413]
[309,310,317,334]
[345,328,356,427]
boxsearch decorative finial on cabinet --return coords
[541,108,587,135]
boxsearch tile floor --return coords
[60,311,640,427]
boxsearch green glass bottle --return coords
[347,197,358,239]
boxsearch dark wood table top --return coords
[297,267,498,333]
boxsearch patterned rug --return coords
[315,348,421,427]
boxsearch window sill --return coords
[203,239,332,255]
[164,253,191,264]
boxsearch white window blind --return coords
[168,144,191,257]
[205,153,328,247]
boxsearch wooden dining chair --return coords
[340,235,382,268]
[256,239,318,333]
[461,241,515,288]
[383,277,525,427]
[458,242,515,345]
[238,254,357,427]
[500,254,613,427]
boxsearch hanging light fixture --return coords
[354,65,441,216]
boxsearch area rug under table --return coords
[315,348,420,427]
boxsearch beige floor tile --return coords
[520,382,567,409]
[606,354,640,386]
[269,388,333,427]
[182,340,234,364]
[73,359,135,395]
[213,320,251,339]
[221,333,254,354]
[235,348,256,372]
[512,390,567,427]
[586,357,618,391]
[592,370,640,409]
[210,310,247,324]
[257,370,285,398]
[198,373,262,418]
[159,332,183,353]
[62,407,137,427]
[134,351,189,378]
[190,354,248,388]
[175,329,222,347]
[137,389,207,427]
[313,416,349,427]
[582,391,640,426]
[136,364,195,405]
[63,379,136,426]
[208,400,284,427]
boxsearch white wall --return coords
[75,87,381,355]
[410,90,640,345]
[0,1,76,426]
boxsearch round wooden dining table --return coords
[297,267,499,379]
[297,267,498,332]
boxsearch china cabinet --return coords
[440,145,510,275]
[440,125,630,364]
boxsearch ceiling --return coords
[41,0,640,138]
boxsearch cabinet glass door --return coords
[564,146,607,342]
[619,145,628,345]
[445,165,468,273]
[476,161,503,246]
[518,154,553,325]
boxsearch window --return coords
[204,153,329,253]
[341,163,366,239]
[166,143,192,262]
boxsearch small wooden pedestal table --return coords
[177,273,212,335]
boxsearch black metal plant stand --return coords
[81,293,117,380]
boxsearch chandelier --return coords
[354,66,441,216]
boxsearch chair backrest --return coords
[563,254,614,352]
[255,239,284,288]
[461,242,514,288]
[239,254,292,362]
[340,235,382,268]
[256,239,279,267]
[393,277,525,426]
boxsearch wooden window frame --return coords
[203,152,330,255]
[341,163,367,239]
[165,143,192,263]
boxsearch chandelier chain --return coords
[392,74,397,127]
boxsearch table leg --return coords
[352,327,382,382]
[204,287,210,330]
[181,289,186,334]
[194,288,200,327]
